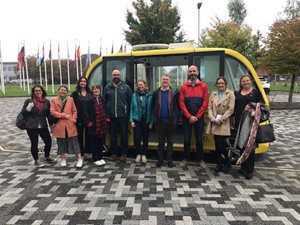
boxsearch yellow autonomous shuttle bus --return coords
[86,43,269,154]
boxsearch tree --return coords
[259,18,300,102]
[200,18,262,65]
[228,0,247,26]
[125,0,185,45]
[284,0,300,19]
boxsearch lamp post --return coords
[197,2,202,46]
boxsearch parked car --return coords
[259,76,270,95]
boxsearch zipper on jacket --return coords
[115,88,118,117]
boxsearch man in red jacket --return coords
[179,65,209,169]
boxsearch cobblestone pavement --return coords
[0,97,299,225]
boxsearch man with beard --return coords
[104,69,132,161]
[179,65,209,169]
[152,74,180,168]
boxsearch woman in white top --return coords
[207,77,235,173]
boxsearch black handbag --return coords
[256,123,276,143]
[16,112,26,130]
[50,101,67,124]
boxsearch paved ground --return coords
[0,97,299,225]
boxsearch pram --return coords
[225,135,241,165]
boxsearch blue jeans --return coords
[183,117,204,160]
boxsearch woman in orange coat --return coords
[50,85,83,168]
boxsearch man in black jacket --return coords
[152,74,180,168]
[104,69,132,161]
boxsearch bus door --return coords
[133,54,189,148]
[188,51,225,91]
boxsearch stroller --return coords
[224,103,270,164]
[225,135,241,165]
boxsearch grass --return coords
[269,81,300,93]
[0,84,77,97]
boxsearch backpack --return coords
[16,112,26,130]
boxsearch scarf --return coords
[94,96,107,137]
[58,95,68,107]
[33,97,46,113]
[236,103,261,165]
[135,90,147,120]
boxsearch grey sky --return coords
[0,0,287,62]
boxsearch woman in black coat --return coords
[21,85,56,167]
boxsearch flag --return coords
[76,45,81,60]
[118,44,123,53]
[40,45,45,65]
[49,42,52,59]
[18,46,25,67]
[86,42,91,67]
[111,42,114,54]
[36,46,40,67]
[99,40,102,57]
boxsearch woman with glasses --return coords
[21,85,56,167]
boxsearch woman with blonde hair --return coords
[50,85,83,168]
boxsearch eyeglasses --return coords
[113,74,120,76]
[188,70,197,73]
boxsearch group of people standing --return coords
[21,65,263,179]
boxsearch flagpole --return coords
[18,44,22,89]
[37,43,42,85]
[58,43,62,85]
[75,41,79,80]
[44,47,48,90]
[67,41,70,90]
[79,42,82,76]
[24,40,30,94]
[0,40,5,95]
[99,38,102,57]
[50,40,54,94]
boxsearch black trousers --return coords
[183,117,204,160]
[157,121,175,162]
[241,149,255,174]
[77,123,90,156]
[26,128,52,160]
[133,119,149,156]
[214,135,230,166]
[89,135,103,162]
[109,117,128,155]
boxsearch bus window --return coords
[193,55,220,91]
[88,64,103,88]
[225,56,249,91]
[106,59,131,84]
[134,55,188,91]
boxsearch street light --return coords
[197,2,202,46]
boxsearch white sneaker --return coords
[34,159,45,168]
[61,159,67,167]
[199,160,207,169]
[76,159,83,168]
[135,154,141,163]
[93,160,102,166]
[180,160,187,168]
[141,155,147,163]
[100,159,106,165]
